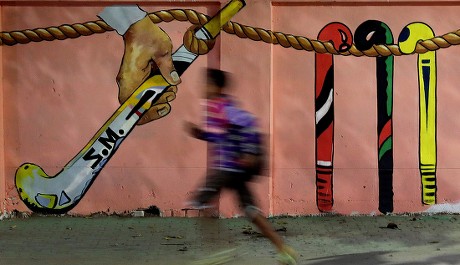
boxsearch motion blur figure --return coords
[185,68,298,265]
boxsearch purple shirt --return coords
[200,96,260,172]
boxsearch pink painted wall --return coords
[1,0,460,217]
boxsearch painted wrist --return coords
[98,5,147,35]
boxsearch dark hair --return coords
[206,68,228,89]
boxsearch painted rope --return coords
[315,22,353,212]
[355,20,395,214]
[399,22,437,205]
[14,0,246,214]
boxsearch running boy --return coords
[185,68,298,265]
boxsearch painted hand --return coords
[117,15,181,125]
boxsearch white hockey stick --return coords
[15,0,246,214]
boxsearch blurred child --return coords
[185,68,298,265]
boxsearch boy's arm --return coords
[184,122,223,142]
[236,121,262,169]
[240,127,261,155]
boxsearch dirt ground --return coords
[1,213,460,265]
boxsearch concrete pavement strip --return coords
[1,213,460,264]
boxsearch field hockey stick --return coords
[315,22,352,212]
[15,0,246,214]
[398,22,437,205]
[355,20,395,214]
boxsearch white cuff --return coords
[98,5,147,36]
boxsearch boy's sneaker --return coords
[190,247,244,265]
[276,245,298,265]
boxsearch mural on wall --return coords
[13,0,245,214]
[355,20,395,214]
[399,22,438,205]
[315,22,353,212]
[1,1,457,215]
[313,20,438,214]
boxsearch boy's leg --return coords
[251,213,283,250]
[188,170,224,209]
[188,170,227,260]
[236,181,284,250]
[235,178,298,264]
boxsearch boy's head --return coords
[205,68,230,99]
[207,68,227,88]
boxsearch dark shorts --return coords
[193,169,256,209]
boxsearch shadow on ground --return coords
[307,251,460,265]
